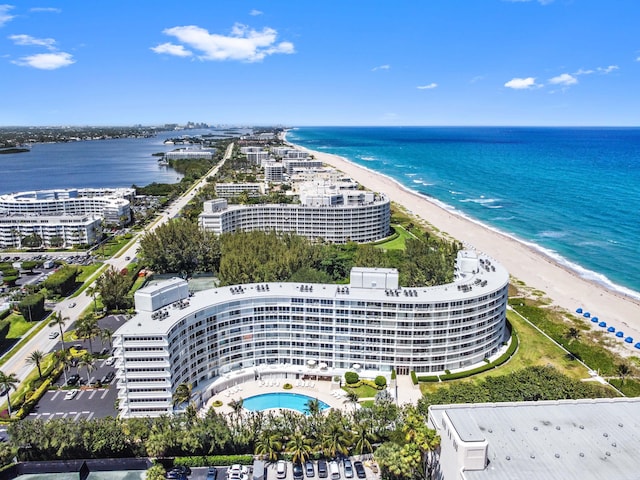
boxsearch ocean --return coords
[286,127,640,300]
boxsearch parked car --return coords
[48,331,60,339]
[317,460,328,479]
[69,302,76,308]
[305,460,315,478]
[64,389,78,400]
[101,371,115,384]
[353,461,366,479]
[329,461,340,480]
[293,462,304,480]
[343,459,353,479]
[105,357,116,366]
[67,374,80,386]
[276,460,287,479]
[206,467,218,480]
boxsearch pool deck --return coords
[201,373,423,416]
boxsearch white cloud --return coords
[12,51,75,69]
[470,75,486,83]
[597,65,618,74]
[0,4,15,27]
[574,68,594,75]
[150,42,193,57]
[504,77,540,89]
[372,64,390,71]
[636,56,640,62]
[417,83,438,90]
[249,9,263,16]
[548,73,577,86]
[30,7,61,13]
[9,34,56,50]
[153,23,295,63]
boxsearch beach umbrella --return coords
[616,332,624,338]
[576,308,583,313]
[635,343,640,349]
[583,312,591,318]
[607,326,615,333]
[625,337,633,343]
[591,317,598,323]
[598,322,607,328]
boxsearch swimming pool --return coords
[242,393,330,413]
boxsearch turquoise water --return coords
[287,127,640,299]
[243,393,330,413]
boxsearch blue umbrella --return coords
[583,312,591,318]
[607,326,615,333]
[625,337,634,343]
[635,343,640,349]
[591,317,598,323]
[598,322,607,328]
[616,332,624,338]
[576,308,583,314]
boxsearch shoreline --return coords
[284,131,640,355]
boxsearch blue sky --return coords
[1,1,639,126]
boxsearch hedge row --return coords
[174,455,254,467]
[416,327,519,383]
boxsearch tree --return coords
[287,431,312,464]
[346,391,360,411]
[53,349,71,385]
[86,284,99,312]
[305,398,322,416]
[617,363,632,385]
[146,463,166,480]
[255,431,283,462]
[0,371,19,418]
[566,327,580,343]
[172,383,193,408]
[75,316,101,354]
[78,354,95,384]
[353,423,376,455]
[101,328,113,350]
[27,350,45,379]
[48,311,69,353]
[96,267,132,311]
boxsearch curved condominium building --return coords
[113,250,509,417]
[198,190,391,244]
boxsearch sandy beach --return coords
[287,135,640,356]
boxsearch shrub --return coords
[283,383,293,390]
[174,455,254,468]
[374,375,387,388]
[411,370,418,385]
[390,369,396,380]
[345,371,359,385]
[212,400,223,407]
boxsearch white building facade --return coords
[198,191,391,244]
[113,251,510,417]
[0,188,133,248]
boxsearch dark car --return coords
[102,371,115,384]
[353,461,366,479]
[165,472,185,480]
[206,467,218,480]
[343,459,354,479]
[67,374,81,386]
[317,460,328,479]
[293,462,304,480]
[168,465,191,478]
[305,460,315,478]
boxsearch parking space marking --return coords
[73,412,83,421]
[88,390,97,400]
[86,412,95,421]
[101,389,110,399]
[69,411,78,415]
[50,391,61,401]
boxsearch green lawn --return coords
[343,383,381,398]
[6,313,35,339]
[375,224,416,251]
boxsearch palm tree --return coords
[48,311,69,353]
[53,349,71,385]
[86,285,99,312]
[26,350,45,379]
[172,382,193,408]
[617,363,632,385]
[565,327,580,343]
[322,423,351,459]
[0,371,19,418]
[305,397,322,416]
[287,431,313,464]
[101,328,113,350]
[75,316,101,354]
[78,353,95,384]
[353,423,376,455]
[346,391,359,411]
[255,431,283,462]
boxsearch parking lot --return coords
[28,314,129,421]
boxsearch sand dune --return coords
[289,137,640,356]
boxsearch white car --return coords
[64,389,78,400]
[69,302,76,308]
[105,357,116,366]
[48,331,60,340]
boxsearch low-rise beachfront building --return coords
[198,186,391,244]
[272,147,309,159]
[246,151,271,165]
[283,159,323,174]
[264,161,286,182]
[0,188,133,248]
[165,148,215,160]
[214,183,264,199]
[428,398,640,480]
[112,250,510,417]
